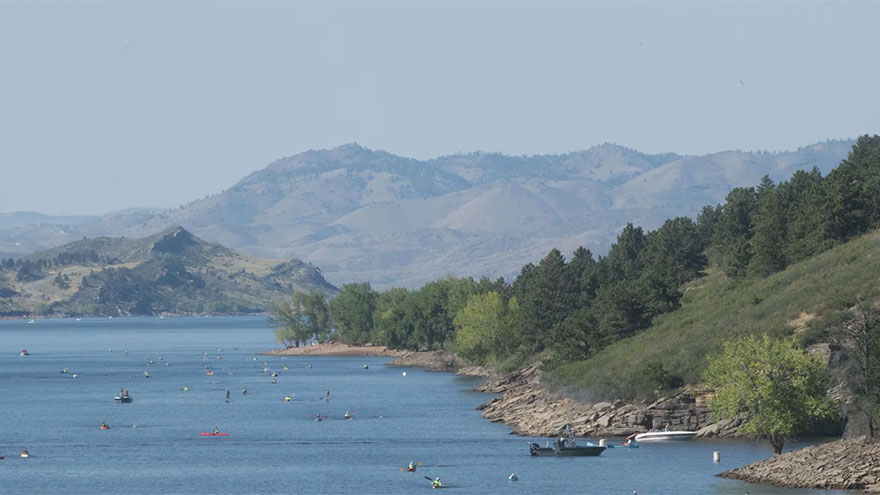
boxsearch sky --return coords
[1,1,879,215]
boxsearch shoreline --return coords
[718,437,880,492]
[265,342,404,357]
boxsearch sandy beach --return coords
[264,342,404,357]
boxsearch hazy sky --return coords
[1,1,878,215]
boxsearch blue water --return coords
[0,316,849,495]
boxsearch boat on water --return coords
[115,392,133,403]
[20,349,29,356]
[633,429,697,442]
[528,424,606,457]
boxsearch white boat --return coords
[633,430,697,442]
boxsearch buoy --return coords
[402,371,406,376]
[509,473,518,481]
[72,374,78,379]
[285,396,291,401]
[271,379,277,384]
[308,364,312,369]
[363,364,369,369]
[713,451,721,463]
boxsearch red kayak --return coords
[200,432,229,436]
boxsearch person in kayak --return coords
[213,426,221,434]
[100,422,110,430]
[344,411,351,419]
[432,477,442,488]
[241,386,247,396]
[21,449,29,458]
[407,461,416,471]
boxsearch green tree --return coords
[269,291,330,347]
[703,335,836,455]
[714,187,757,278]
[641,217,707,286]
[372,288,415,349]
[782,168,834,263]
[511,249,577,351]
[749,176,788,277]
[328,283,376,344]
[606,223,647,281]
[297,290,331,342]
[548,306,600,365]
[453,291,521,365]
[268,297,309,348]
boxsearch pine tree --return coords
[749,176,788,276]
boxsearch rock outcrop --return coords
[719,437,880,492]
[385,350,471,372]
[475,365,724,438]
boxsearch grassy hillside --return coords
[0,226,336,317]
[551,229,880,400]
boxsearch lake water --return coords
[0,316,849,494]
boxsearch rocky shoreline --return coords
[719,437,880,492]
[385,350,496,377]
[474,365,741,438]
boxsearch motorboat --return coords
[633,430,697,442]
[528,424,606,457]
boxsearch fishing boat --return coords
[633,429,697,442]
[528,425,606,457]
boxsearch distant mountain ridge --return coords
[0,227,336,317]
[0,140,856,288]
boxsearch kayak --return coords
[200,432,229,436]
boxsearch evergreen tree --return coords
[605,223,647,281]
[714,187,757,278]
[783,168,834,263]
[749,176,788,276]
[641,217,707,286]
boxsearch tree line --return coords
[271,135,880,376]
[699,135,880,279]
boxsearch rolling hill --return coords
[0,227,336,317]
[0,140,855,288]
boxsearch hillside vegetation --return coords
[550,229,880,399]
[0,227,336,317]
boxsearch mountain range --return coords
[0,227,336,317]
[0,140,855,288]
